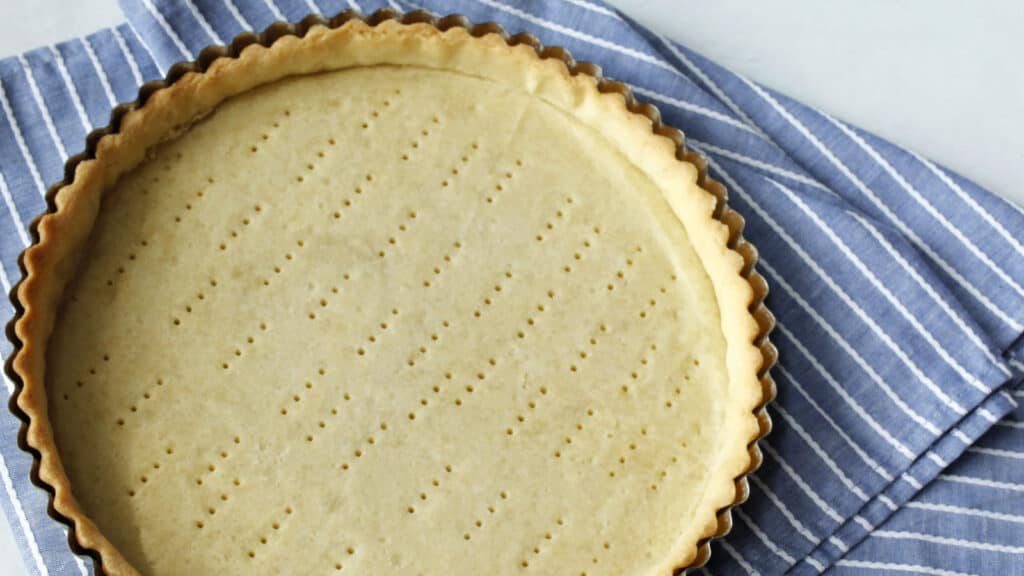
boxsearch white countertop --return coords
[0,1,1021,574]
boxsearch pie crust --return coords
[6,11,774,576]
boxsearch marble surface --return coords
[0,1,1020,574]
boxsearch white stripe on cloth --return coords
[224,0,253,29]
[913,151,1024,261]
[737,74,1023,333]
[995,419,1024,430]
[836,559,980,576]
[767,177,990,397]
[347,0,363,11]
[652,35,774,145]
[775,323,915,460]
[184,0,227,44]
[717,540,760,576]
[805,555,827,573]
[747,474,818,544]
[110,26,146,86]
[872,530,1024,555]
[0,264,11,320]
[630,86,763,137]
[73,544,89,574]
[906,501,1024,524]
[939,474,1024,493]
[692,137,1009,378]
[998,390,1018,408]
[140,0,193,60]
[761,442,843,524]
[879,494,899,511]
[0,172,29,247]
[47,47,92,134]
[16,55,69,160]
[559,0,622,20]
[0,83,49,195]
[263,0,287,21]
[902,472,923,490]
[825,114,1024,302]
[80,38,117,108]
[850,212,1011,376]
[767,257,942,436]
[301,0,321,15]
[771,404,869,501]
[687,138,833,194]
[952,428,973,445]
[853,514,874,531]
[967,446,1024,460]
[927,452,950,468]
[0,450,50,576]
[775,364,893,481]
[828,534,849,552]
[0,258,49,575]
[708,156,944,434]
[471,0,683,76]
[1,286,88,576]
[978,407,1000,422]
[733,508,796,565]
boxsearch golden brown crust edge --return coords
[4,10,776,575]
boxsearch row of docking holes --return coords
[166,130,513,334]
[379,204,625,422]
[361,231,621,479]
[123,101,439,318]
[110,373,164,426]
[163,104,323,324]
[218,226,445,372]
[107,244,660,433]
[105,174,217,288]
[428,194,581,377]
[325,105,443,219]
[519,516,574,569]
[406,464,458,516]
[122,432,240,502]
[113,101,300,286]
[501,245,647,439]
[501,272,685,485]
[329,109,448,221]
[219,320,269,371]
[250,90,403,160]
[246,106,294,155]
[192,436,244,529]
[506,321,612,448]
[331,141,494,263]
[171,201,266,327]
[358,241,466,361]
[170,110,439,354]
[275,367,354,447]
[252,94,407,207]
[372,154,533,363]
[116,102,294,289]
[458,488,513,543]
[263,144,524,340]
[316,192,466,334]
[300,137,464,324]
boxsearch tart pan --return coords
[4,8,777,574]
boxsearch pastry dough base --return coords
[16,19,762,576]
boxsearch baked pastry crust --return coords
[7,11,774,575]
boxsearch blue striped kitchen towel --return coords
[1,0,1022,574]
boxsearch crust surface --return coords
[13,18,764,576]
